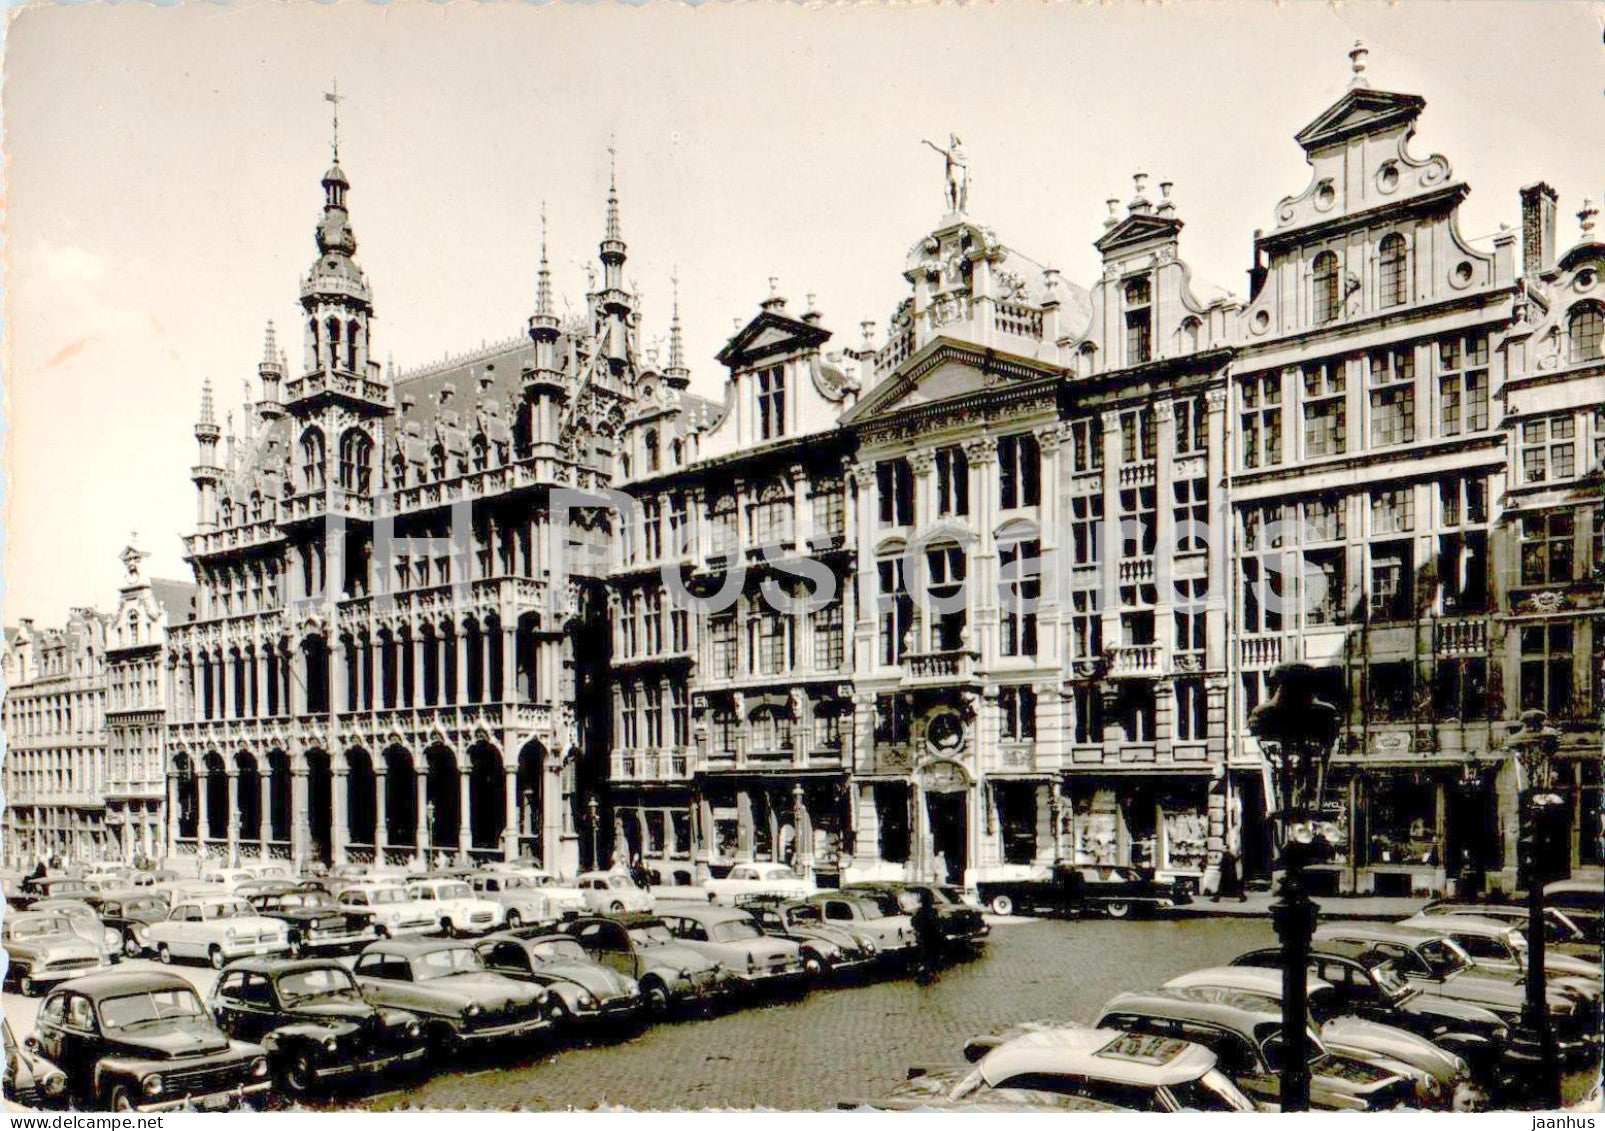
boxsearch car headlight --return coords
[225,926,237,940]
[465,1003,482,1018]
[251,1057,269,1078]
[42,1071,66,1098]
[131,925,147,942]
[144,1073,164,1096]
[405,1020,422,1038]
[323,1036,339,1053]
[103,928,120,949]
[623,978,640,995]
[578,992,597,1009]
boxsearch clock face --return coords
[927,712,963,751]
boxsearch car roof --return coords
[223,956,354,976]
[1099,987,1286,1033]
[980,1027,1216,1089]
[658,905,748,925]
[1400,914,1514,937]
[575,912,660,928]
[1314,921,1438,948]
[483,931,573,947]
[55,970,195,999]
[1164,967,1334,998]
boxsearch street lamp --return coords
[1507,708,1563,1110]
[586,795,600,870]
[1247,663,1340,1114]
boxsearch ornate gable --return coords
[841,337,1060,426]
[1095,212,1184,256]
[1294,87,1425,153]
[716,309,831,369]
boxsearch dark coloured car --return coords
[975,865,1191,919]
[247,886,378,954]
[86,892,171,959]
[351,936,557,1051]
[207,958,427,1093]
[843,882,990,947]
[1094,988,1417,1111]
[476,932,645,1025]
[3,1019,67,1111]
[29,970,270,1112]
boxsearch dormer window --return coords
[757,365,787,440]
[1567,301,1604,363]
[1124,277,1152,364]
[644,429,661,473]
[1378,234,1408,309]
[1313,251,1340,324]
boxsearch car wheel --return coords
[158,944,173,965]
[209,945,226,969]
[1105,901,1132,920]
[123,933,143,958]
[609,900,625,914]
[989,894,1015,916]
[505,910,522,929]
[426,1022,459,1058]
[641,978,671,1017]
[107,1084,137,1112]
[283,1051,316,1095]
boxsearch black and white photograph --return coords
[0,0,1600,1116]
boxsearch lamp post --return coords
[586,795,600,870]
[1247,663,1340,1114]
[1507,708,1562,1110]
[424,800,436,861]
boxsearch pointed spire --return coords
[261,320,280,369]
[668,271,686,370]
[605,136,623,244]
[198,378,217,427]
[535,203,555,318]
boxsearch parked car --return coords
[517,869,588,916]
[898,1026,1257,1112]
[1545,880,1604,945]
[476,932,645,1026]
[2,913,113,995]
[703,861,814,904]
[24,898,122,958]
[1229,945,1510,1081]
[1163,967,1482,1110]
[470,872,560,928]
[576,871,654,914]
[407,877,505,936]
[1420,900,1599,958]
[1094,987,1418,1111]
[332,882,438,937]
[656,905,809,988]
[20,876,91,904]
[197,867,259,892]
[207,958,427,1094]
[558,914,733,1015]
[87,892,171,959]
[844,882,989,947]
[1397,913,1604,987]
[738,897,880,975]
[847,1062,1131,1113]
[142,896,293,969]
[351,937,557,1051]
[1312,923,1598,1058]
[3,1018,67,1111]
[247,886,378,954]
[29,970,270,1111]
[803,891,918,958]
[975,864,1191,919]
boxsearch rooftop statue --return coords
[922,133,969,215]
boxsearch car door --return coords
[577,922,634,976]
[55,993,101,1094]
[32,993,70,1074]
[479,940,533,981]
[233,973,280,1042]
[211,970,252,1039]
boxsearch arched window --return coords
[391,452,408,488]
[307,318,320,371]
[338,430,373,493]
[1312,251,1340,324]
[1378,234,1407,309]
[430,444,448,481]
[1568,301,1604,363]
[346,320,361,371]
[471,434,489,472]
[671,438,684,465]
[249,491,263,521]
[325,315,341,369]
[219,497,233,526]
[644,429,661,473]
[620,451,632,479]
[1180,317,1202,354]
[299,428,326,491]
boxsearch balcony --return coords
[1107,645,1162,679]
[1435,617,1489,656]
[1239,635,1283,668]
[1118,559,1154,584]
[903,649,980,686]
[611,749,693,783]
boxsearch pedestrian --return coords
[1213,845,1247,903]
[911,887,944,983]
[629,854,650,891]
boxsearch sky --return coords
[2,0,1602,625]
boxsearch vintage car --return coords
[1397,913,1604,986]
[738,897,879,974]
[30,970,271,1111]
[333,882,438,937]
[974,864,1192,919]
[1230,945,1510,1081]
[2,913,113,994]
[896,1027,1257,1112]
[1419,901,1599,958]
[803,891,918,957]
[1545,880,1604,945]
[142,896,292,969]
[1164,967,1483,1110]
[352,937,557,1050]
[559,914,733,1015]
[19,875,92,904]
[846,1062,1132,1113]
[702,862,814,904]
[247,886,378,954]
[197,867,261,891]
[1312,923,1599,1056]
[87,892,172,958]
[3,1018,68,1111]
[207,958,428,1093]
[655,905,809,988]
[1094,988,1418,1111]
[843,881,989,947]
[407,877,505,936]
[24,898,123,957]
[575,871,654,914]
[470,872,563,927]
[476,932,645,1025]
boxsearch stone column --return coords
[290,760,311,869]
[736,788,755,858]
[329,639,348,716]
[458,761,473,859]
[331,765,348,863]
[374,765,389,857]
[414,769,429,865]
[256,770,270,851]
[165,770,181,856]
[502,763,519,860]
[195,763,211,852]
[453,629,468,706]
[225,769,240,865]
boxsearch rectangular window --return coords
[877,559,913,665]
[998,540,1040,658]
[1173,478,1207,553]
[1070,589,1103,659]
[672,682,690,746]
[1173,398,1208,455]
[644,684,664,747]
[1239,373,1282,468]
[1173,578,1207,654]
[1120,486,1157,558]
[812,602,844,671]
[1071,419,1104,472]
[1368,346,1416,447]
[876,459,914,526]
[1520,623,1574,716]
[1437,334,1489,437]
[708,615,736,680]
[642,500,663,560]
[874,694,911,745]
[1432,658,1487,721]
[1120,408,1157,464]
[935,446,969,517]
[1521,511,1575,586]
[752,610,788,675]
[757,365,787,440]
[1071,684,1103,744]
[999,686,1037,741]
[619,686,639,748]
[1369,540,1414,621]
[1304,547,1346,625]
[1174,677,1208,741]
[1370,488,1415,535]
[1072,493,1104,566]
[1125,277,1153,364]
[1302,360,1347,457]
[1366,662,1415,722]
[811,484,844,546]
[1520,415,1577,483]
[751,492,793,548]
[927,545,967,651]
[998,433,1041,509]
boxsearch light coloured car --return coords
[1,913,112,995]
[657,905,808,987]
[332,882,438,937]
[24,899,122,958]
[471,872,560,928]
[576,871,653,914]
[197,867,260,891]
[804,891,917,956]
[407,878,505,936]
[704,862,814,904]
[352,937,557,1049]
[142,896,292,969]
[1397,914,1603,987]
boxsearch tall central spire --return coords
[325,78,344,161]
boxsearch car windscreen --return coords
[8,916,70,940]
[856,892,901,917]
[414,947,484,979]
[99,988,206,1030]
[1417,938,1471,977]
[438,883,474,900]
[530,939,588,963]
[278,966,360,999]
[498,875,532,890]
[1167,1070,1255,1113]
[627,925,676,946]
[1362,956,1410,999]
[711,920,763,943]
[370,888,409,905]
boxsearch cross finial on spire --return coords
[1348,40,1369,87]
[1581,198,1599,239]
[324,79,344,160]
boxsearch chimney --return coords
[1520,182,1557,279]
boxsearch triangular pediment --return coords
[1295,87,1424,152]
[841,337,1061,426]
[1095,212,1183,254]
[715,309,831,369]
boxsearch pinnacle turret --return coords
[197,378,218,432]
[665,271,690,389]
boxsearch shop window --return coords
[874,784,910,864]
[1366,779,1441,867]
[996,782,1039,866]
